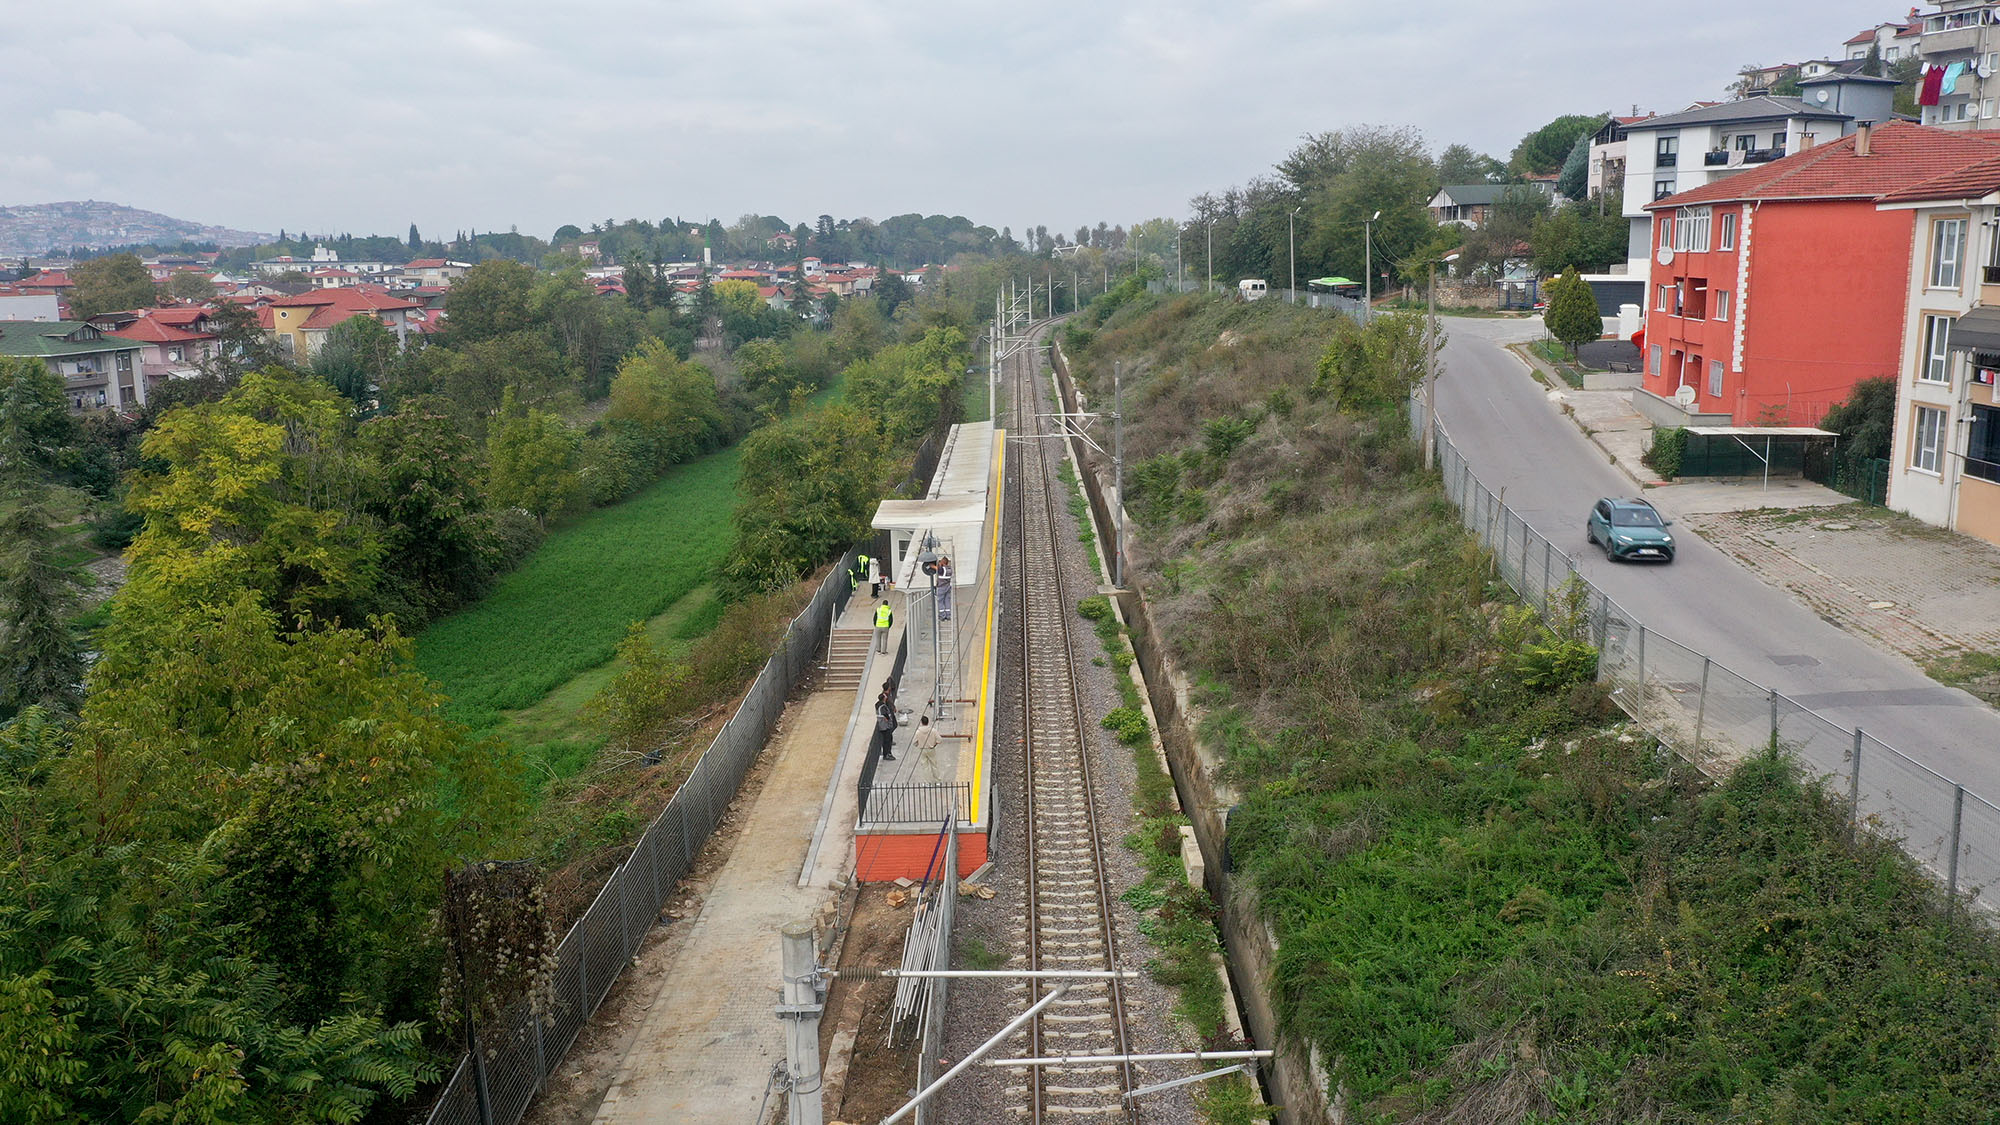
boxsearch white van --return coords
[1238,278,1268,301]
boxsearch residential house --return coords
[1619,93,1866,275]
[98,307,224,384]
[0,289,61,321]
[1735,64,1802,98]
[1844,13,1924,64]
[0,320,149,411]
[1874,147,2000,542]
[398,258,470,287]
[308,267,361,289]
[1587,114,1654,199]
[1916,0,2000,127]
[265,286,422,360]
[1637,120,2000,430]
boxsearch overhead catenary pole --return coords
[1424,264,1438,469]
[1288,205,1301,304]
[779,920,824,1125]
[1114,360,1125,589]
[1205,219,1213,294]
[1363,210,1378,326]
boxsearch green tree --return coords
[487,390,580,525]
[163,270,217,302]
[733,337,796,406]
[68,253,158,318]
[721,405,886,596]
[1509,114,1608,176]
[0,357,75,483]
[1557,133,1591,200]
[312,313,399,410]
[1820,376,1898,483]
[1436,143,1504,185]
[357,407,498,621]
[445,258,536,345]
[1543,267,1603,355]
[408,222,422,250]
[0,495,85,717]
[1292,126,1441,290]
[604,339,728,470]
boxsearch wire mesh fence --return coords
[1417,395,2000,913]
[424,550,858,1125]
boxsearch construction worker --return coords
[853,554,869,594]
[874,599,893,653]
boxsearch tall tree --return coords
[1509,114,1608,177]
[407,222,422,250]
[312,314,399,411]
[1543,267,1604,355]
[486,390,579,526]
[1436,143,1504,185]
[68,253,158,318]
[0,495,85,717]
[1557,133,1592,200]
[443,259,536,345]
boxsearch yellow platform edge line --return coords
[970,427,1005,825]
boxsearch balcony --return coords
[1744,147,1786,164]
[1923,25,1987,57]
[1704,150,1730,166]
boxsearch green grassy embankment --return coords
[415,445,740,783]
[1071,291,2000,1124]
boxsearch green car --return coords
[1587,497,1675,563]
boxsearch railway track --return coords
[1006,321,1135,1122]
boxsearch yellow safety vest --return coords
[875,604,893,629]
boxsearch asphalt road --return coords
[1434,316,2000,801]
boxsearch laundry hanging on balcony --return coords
[1920,65,1946,106]
[1944,61,1969,95]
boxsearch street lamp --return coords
[1288,206,1302,305]
[1205,218,1214,294]
[1362,210,1380,325]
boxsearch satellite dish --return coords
[1675,384,1697,408]
[1656,246,1675,266]
[1816,88,1831,104]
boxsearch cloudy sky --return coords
[3,1,1895,241]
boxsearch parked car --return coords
[1587,497,1675,562]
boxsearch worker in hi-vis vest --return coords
[874,599,893,653]
[852,554,867,593]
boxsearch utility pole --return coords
[1363,210,1379,326]
[1423,264,1438,470]
[1175,233,1183,292]
[1205,220,1213,294]
[1113,360,1126,590]
[779,920,824,1125]
[1288,205,1301,305]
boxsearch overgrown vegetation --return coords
[1643,425,1687,479]
[1072,291,2000,1123]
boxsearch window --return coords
[1650,344,1662,375]
[1672,206,1712,252]
[1709,359,1724,397]
[1987,99,1998,119]
[1913,405,1946,473]
[1657,285,1672,312]
[1715,290,1731,321]
[1734,133,1755,152]
[1931,218,1967,289]
[1887,46,1900,61]
[1941,101,1976,123]
[1656,134,1679,167]
[1968,404,2000,483]
[1923,315,1954,382]
[1719,211,1737,250]
[1654,177,1677,201]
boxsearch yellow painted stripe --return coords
[970,428,1005,825]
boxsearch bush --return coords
[1512,636,1598,691]
[1642,425,1686,478]
[1077,594,1112,621]
[87,506,143,550]
[1101,706,1149,745]
[1203,416,1256,461]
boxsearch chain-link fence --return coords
[424,550,858,1125]
[1419,398,2000,912]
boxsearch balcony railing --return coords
[1743,147,1786,164]
[1704,150,1730,166]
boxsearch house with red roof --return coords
[399,259,470,287]
[265,285,423,360]
[96,306,225,384]
[1638,120,2000,430]
[0,287,61,321]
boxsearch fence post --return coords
[1767,689,1779,747]
[1634,625,1646,727]
[1849,729,1863,831]
[1693,656,1711,756]
[1519,528,1530,601]
[1949,784,1966,900]
[1542,539,1553,610]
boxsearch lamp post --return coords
[1205,219,1214,294]
[1363,210,1380,325]
[1175,232,1183,292]
[1288,206,1302,305]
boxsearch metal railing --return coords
[1417,396,2000,911]
[422,549,858,1125]
[859,782,971,827]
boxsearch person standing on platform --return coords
[873,691,897,761]
[910,714,942,782]
[869,555,883,597]
[936,556,954,620]
[874,599,893,653]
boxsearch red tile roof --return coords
[1646,122,2000,210]
[1878,150,2000,202]
[108,317,212,345]
[405,258,449,269]
[20,271,72,289]
[268,286,420,331]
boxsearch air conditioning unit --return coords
[1983,264,2000,284]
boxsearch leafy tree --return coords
[603,339,728,470]
[487,389,580,525]
[163,270,217,302]
[0,357,74,483]
[385,329,568,432]
[1820,376,1898,482]
[733,337,796,406]
[1290,125,1441,290]
[1436,143,1504,185]
[1509,114,1608,177]
[1543,267,1604,355]
[843,325,968,442]
[1531,203,1630,276]
[408,222,422,250]
[444,258,536,345]
[0,495,85,717]
[68,252,157,318]
[721,405,886,597]
[357,407,498,621]
[1557,133,1591,200]
[312,313,399,410]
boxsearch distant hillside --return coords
[0,200,271,258]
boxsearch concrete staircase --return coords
[823,628,874,691]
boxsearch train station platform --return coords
[826,420,1003,882]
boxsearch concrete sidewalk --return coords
[588,685,856,1124]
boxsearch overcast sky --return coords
[2,1,1897,242]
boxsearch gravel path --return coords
[937,330,1199,1125]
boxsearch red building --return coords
[1639,121,2000,426]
